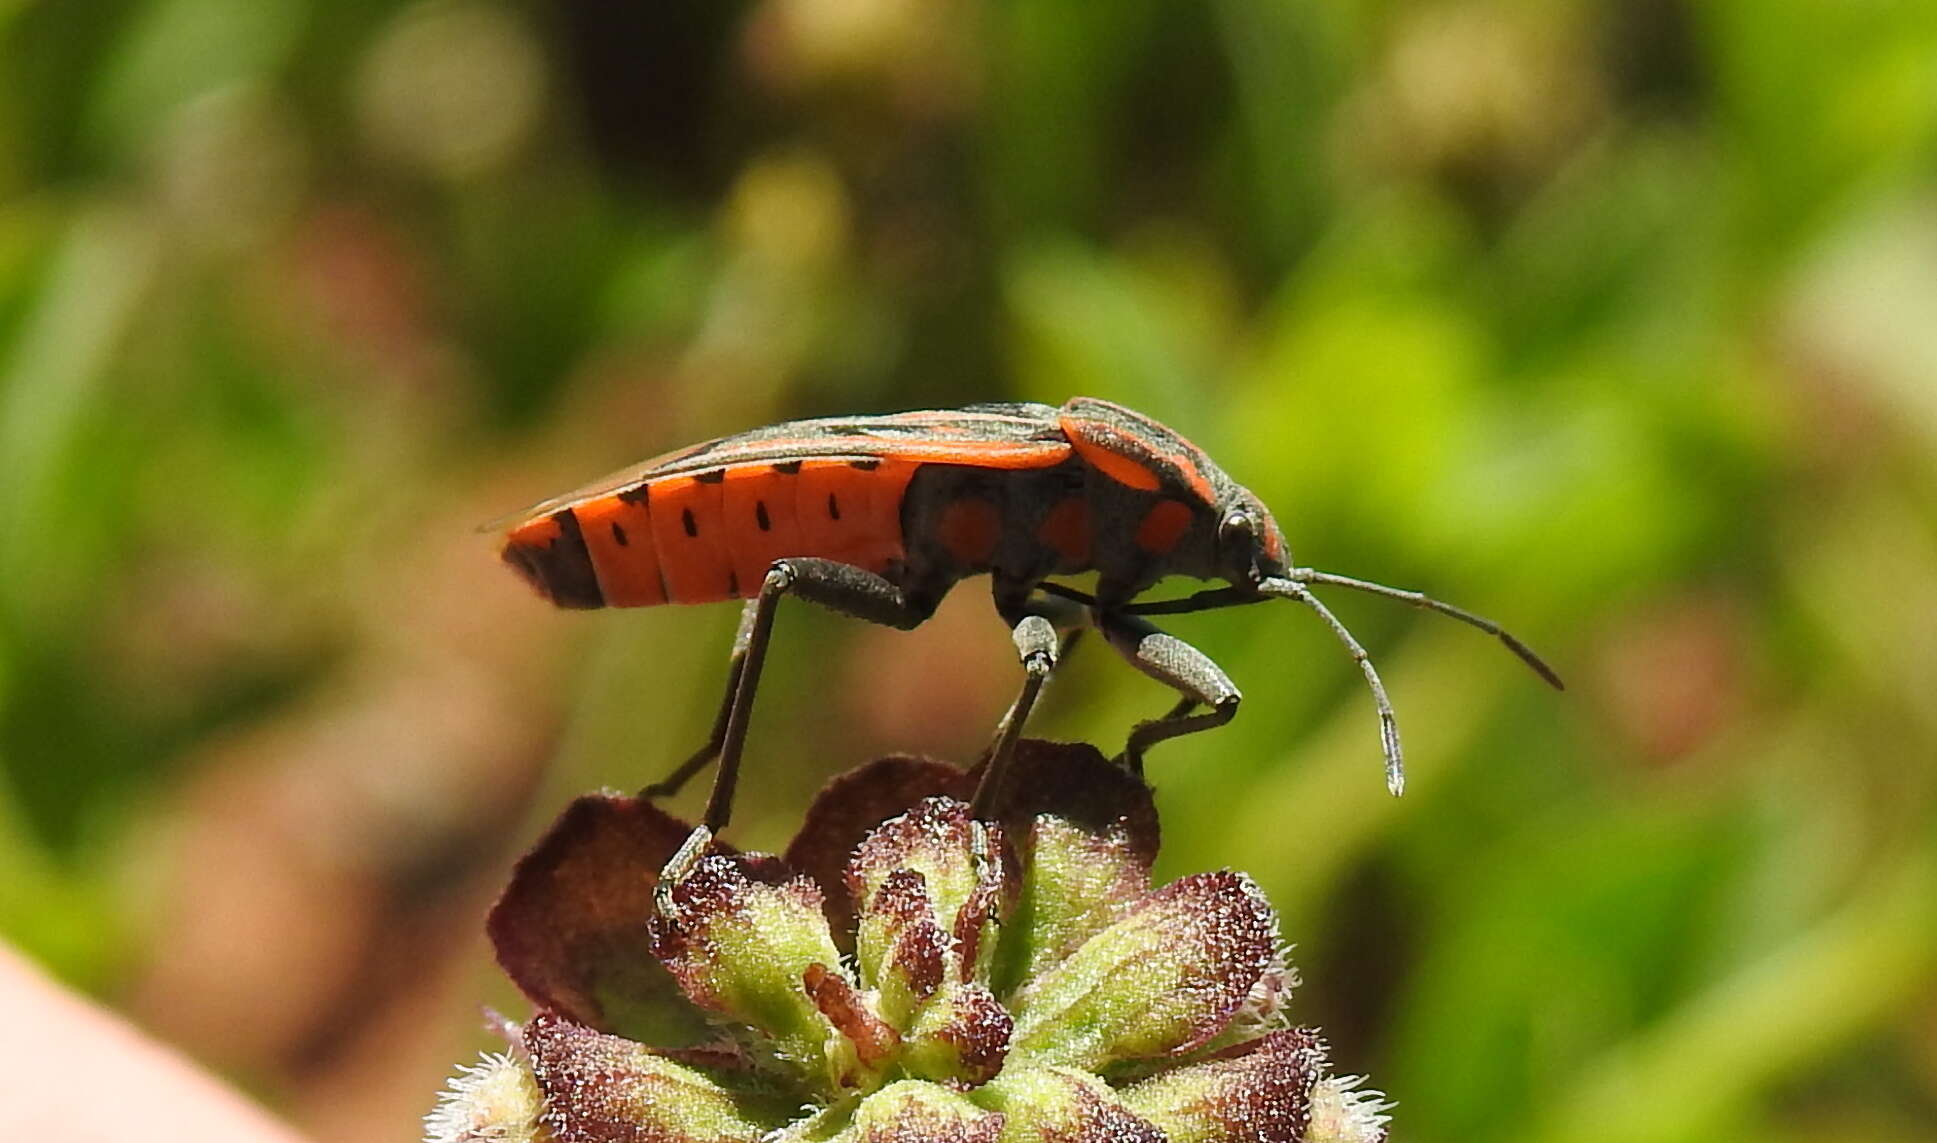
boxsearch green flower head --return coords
[430,742,1390,1143]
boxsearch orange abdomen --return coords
[502,458,919,608]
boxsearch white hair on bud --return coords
[1306,1073,1394,1143]
[1223,940,1299,1041]
[424,1051,548,1143]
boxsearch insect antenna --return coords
[1260,578,1406,796]
[1279,569,1564,690]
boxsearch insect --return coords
[499,397,1561,842]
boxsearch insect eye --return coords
[1220,512,1254,543]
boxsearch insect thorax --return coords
[897,458,1223,604]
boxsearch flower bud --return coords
[1008,872,1277,1071]
[973,1066,1164,1142]
[838,1079,1003,1142]
[524,1013,791,1141]
[649,854,855,1093]
[424,1049,550,1143]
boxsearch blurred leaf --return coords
[1700,0,1937,249]
[1006,239,1202,419]
[0,783,124,990]
[1535,839,1937,1143]
[983,0,1162,234]
[1389,800,1749,1143]
[1210,0,1342,261]
[0,205,157,629]
[86,0,304,162]
[1785,197,1937,450]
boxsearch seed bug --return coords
[499,397,1562,842]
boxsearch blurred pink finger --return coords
[0,943,310,1143]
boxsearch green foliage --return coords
[2,1,1934,1139]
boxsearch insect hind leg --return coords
[697,559,938,836]
[1094,609,1241,775]
[639,599,759,802]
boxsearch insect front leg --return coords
[1094,609,1242,776]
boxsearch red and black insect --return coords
[500,397,1561,841]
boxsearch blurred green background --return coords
[2,1,1935,1140]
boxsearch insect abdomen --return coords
[501,507,608,609]
[501,457,919,608]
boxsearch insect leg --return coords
[978,589,1089,752]
[639,599,758,801]
[970,605,1073,819]
[1094,609,1242,776]
[699,558,936,836]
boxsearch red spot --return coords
[1261,518,1285,562]
[1135,500,1195,554]
[1036,497,1093,565]
[937,497,1002,565]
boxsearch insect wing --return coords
[493,406,1072,531]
